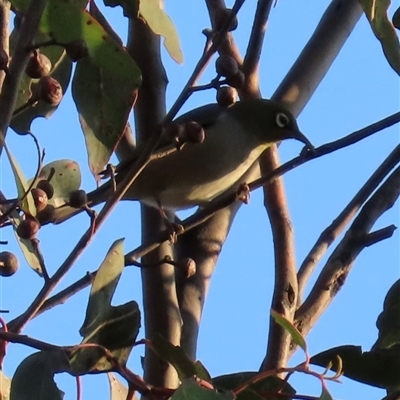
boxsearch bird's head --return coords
[228,99,314,151]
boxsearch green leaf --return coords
[29,159,82,207]
[319,387,334,400]
[139,0,183,64]
[72,57,135,175]
[213,371,296,400]
[10,351,69,400]
[171,379,235,400]
[4,145,44,275]
[82,238,126,323]
[108,372,139,400]
[359,0,400,75]
[271,309,307,353]
[4,145,36,216]
[10,0,141,88]
[69,239,141,374]
[310,345,400,391]
[0,187,41,276]
[89,0,123,46]
[151,334,212,382]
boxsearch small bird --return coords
[52,99,313,224]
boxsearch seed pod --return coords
[225,70,245,90]
[36,180,54,200]
[35,76,63,106]
[64,39,89,62]
[177,258,196,279]
[36,205,56,225]
[215,55,239,78]
[214,8,238,32]
[69,190,88,209]
[16,218,40,240]
[183,121,205,144]
[31,188,48,212]
[0,251,19,277]
[25,50,52,79]
[165,122,185,144]
[216,86,237,108]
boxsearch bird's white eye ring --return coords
[276,112,290,128]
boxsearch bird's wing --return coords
[113,103,224,174]
[175,103,224,127]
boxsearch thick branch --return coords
[127,14,180,392]
[260,146,298,372]
[0,1,10,91]
[175,0,260,360]
[273,0,363,115]
[173,0,247,361]
[175,206,239,359]
[261,0,363,371]
[242,0,273,96]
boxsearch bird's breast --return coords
[129,117,267,209]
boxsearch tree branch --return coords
[242,0,273,96]
[261,0,363,371]
[294,166,400,340]
[0,1,10,91]
[205,0,243,64]
[174,0,248,361]
[127,13,181,392]
[273,0,363,115]
[297,143,400,301]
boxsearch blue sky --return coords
[1,1,399,399]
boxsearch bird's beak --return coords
[290,130,315,153]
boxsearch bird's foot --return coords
[166,221,185,244]
[300,144,316,158]
[84,206,97,234]
[155,200,184,243]
[236,183,251,204]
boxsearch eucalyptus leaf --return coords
[359,0,400,75]
[69,239,140,374]
[10,351,69,400]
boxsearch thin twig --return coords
[164,0,246,124]
[297,144,400,300]
[35,271,96,317]
[0,330,72,352]
[294,166,400,342]
[241,0,274,97]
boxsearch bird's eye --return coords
[276,112,290,128]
